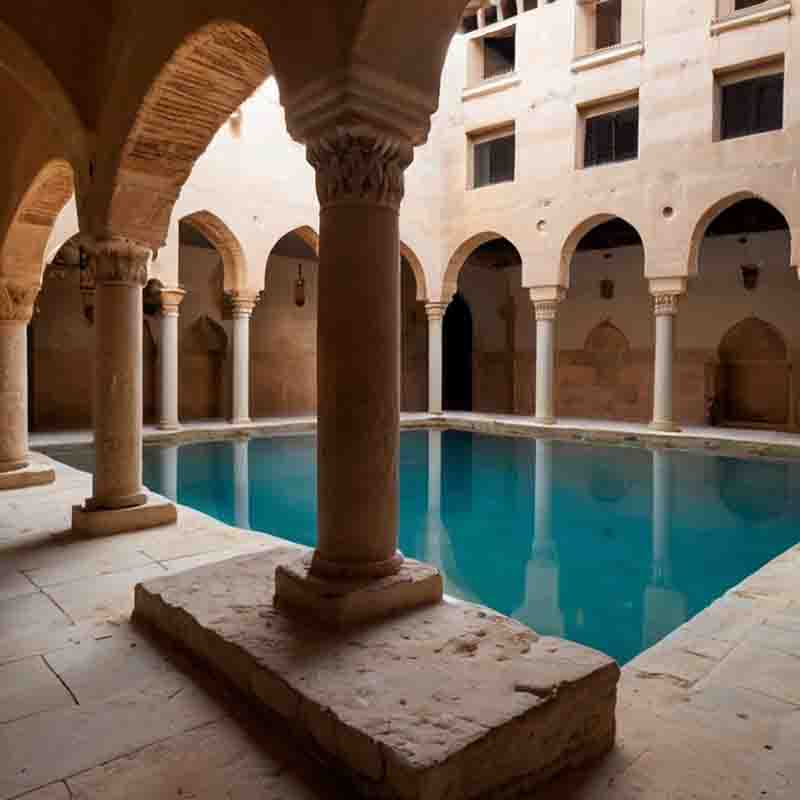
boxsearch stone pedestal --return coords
[0,282,55,490]
[425,302,448,415]
[157,288,185,431]
[73,238,175,534]
[230,293,257,425]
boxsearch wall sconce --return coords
[600,279,615,300]
[294,263,306,308]
[740,265,760,291]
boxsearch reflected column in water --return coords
[515,439,564,636]
[233,437,250,529]
[159,444,179,502]
[643,448,687,648]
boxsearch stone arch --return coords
[559,214,646,285]
[0,21,88,163]
[181,210,247,292]
[0,158,74,285]
[99,22,270,248]
[716,318,789,427]
[401,241,428,302]
[689,192,791,276]
[442,231,515,300]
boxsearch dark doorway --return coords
[443,293,473,411]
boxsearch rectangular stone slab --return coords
[134,547,620,800]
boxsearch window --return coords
[596,0,622,49]
[583,106,638,167]
[472,132,516,188]
[720,73,783,140]
[483,28,516,79]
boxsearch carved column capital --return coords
[160,287,186,317]
[653,293,680,317]
[228,291,259,317]
[307,127,414,211]
[534,298,562,322]
[425,302,449,322]
[0,281,39,323]
[91,237,150,287]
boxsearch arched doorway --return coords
[717,318,789,428]
[559,217,648,422]
[443,293,473,411]
[690,197,794,428]
[401,254,429,412]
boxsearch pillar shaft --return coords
[534,299,561,425]
[651,293,680,432]
[309,129,412,579]
[426,303,447,414]
[0,283,38,473]
[87,239,149,511]
[158,289,185,431]
[230,295,256,425]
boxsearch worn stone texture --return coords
[134,548,620,800]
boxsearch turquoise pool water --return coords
[141,430,800,664]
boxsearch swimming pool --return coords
[113,430,800,663]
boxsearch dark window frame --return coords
[583,105,639,168]
[482,27,517,80]
[472,132,516,188]
[720,72,784,141]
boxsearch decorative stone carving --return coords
[92,238,150,286]
[228,291,259,317]
[534,300,561,322]
[653,293,680,317]
[0,281,39,323]
[307,128,413,210]
[424,302,449,322]
[160,287,186,317]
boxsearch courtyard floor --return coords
[2,417,800,799]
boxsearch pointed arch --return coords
[291,225,320,256]
[181,210,247,292]
[719,317,788,364]
[401,241,428,302]
[442,231,516,299]
[97,22,271,247]
[560,214,645,284]
[689,192,791,276]
[0,158,74,285]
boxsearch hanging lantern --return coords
[294,263,306,308]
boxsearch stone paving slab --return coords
[135,548,620,800]
[0,656,75,723]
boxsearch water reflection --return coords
[139,429,800,665]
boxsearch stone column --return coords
[85,239,149,511]
[158,288,185,431]
[230,293,257,425]
[0,282,52,488]
[232,436,250,529]
[73,238,176,534]
[425,302,448,414]
[651,292,681,432]
[533,291,564,425]
[275,128,442,625]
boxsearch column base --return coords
[535,416,556,426]
[0,462,56,491]
[230,418,252,426]
[72,496,177,537]
[157,422,181,432]
[274,553,443,628]
[650,420,681,433]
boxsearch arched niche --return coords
[584,321,630,386]
[443,293,474,411]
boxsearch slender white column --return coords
[0,282,38,473]
[230,293,257,425]
[85,239,149,511]
[232,437,250,529]
[159,444,179,502]
[158,288,185,431]
[533,296,563,425]
[307,129,413,579]
[651,293,681,432]
[425,303,448,414]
